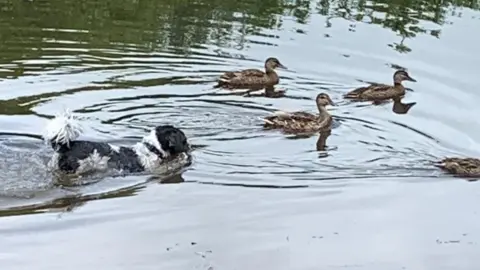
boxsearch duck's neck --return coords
[393,81,403,86]
[316,105,329,120]
[265,67,278,83]
[265,66,276,74]
[393,82,406,95]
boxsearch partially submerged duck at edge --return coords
[214,57,287,90]
[434,157,480,178]
[344,70,417,101]
[262,93,335,134]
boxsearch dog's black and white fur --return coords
[42,110,190,176]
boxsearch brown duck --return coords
[214,57,287,89]
[344,70,416,101]
[262,93,335,134]
[434,157,480,178]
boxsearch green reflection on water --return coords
[317,0,479,52]
[0,0,477,65]
[0,0,478,114]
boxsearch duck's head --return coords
[393,70,416,84]
[265,57,287,70]
[316,93,335,107]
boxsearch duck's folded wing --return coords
[442,158,480,167]
[237,69,266,77]
[220,69,265,84]
[344,86,370,98]
[368,83,391,92]
[290,111,318,120]
[266,111,316,121]
[345,83,389,97]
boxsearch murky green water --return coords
[1,0,480,268]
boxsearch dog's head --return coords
[143,125,190,158]
[154,125,190,155]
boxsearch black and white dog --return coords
[42,110,191,176]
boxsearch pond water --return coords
[1,0,480,269]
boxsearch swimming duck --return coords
[344,70,416,101]
[214,57,287,89]
[435,157,480,178]
[263,93,335,134]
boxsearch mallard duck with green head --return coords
[344,70,416,101]
[214,57,287,89]
[262,93,335,134]
[434,157,480,178]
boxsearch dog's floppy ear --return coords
[155,125,189,155]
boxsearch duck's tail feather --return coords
[259,117,273,125]
[213,79,228,88]
[42,109,82,150]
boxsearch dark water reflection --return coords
[1,0,480,268]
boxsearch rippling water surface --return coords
[1,0,480,269]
